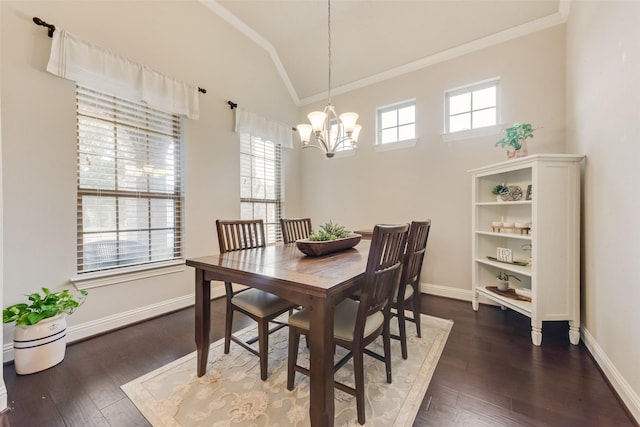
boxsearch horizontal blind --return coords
[76,85,183,273]
[239,134,282,243]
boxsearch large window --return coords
[445,79,499,133]
[76,85,183,273]
[240,135,282,243]
[377,100,416,145]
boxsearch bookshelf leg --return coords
[472,290,479,311]
[531,320,542,346]
[569,321,580,345]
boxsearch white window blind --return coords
[76,85,184,273]
[240,135,282,243]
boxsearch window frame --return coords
[375,99,417,150]
[239,135,284,244]
[72,85,185,286]
[444,78,500,137]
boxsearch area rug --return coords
[122,313,453,427]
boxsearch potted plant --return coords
[491,184,509,201]
[496,271,521,291]
[3,287,88,374]
[495,123,535,158]
[296,221,361,256]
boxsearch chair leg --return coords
[412,284,422,338]
[287,326,300,391]
[258,318,269,381]
[397,301,408,360]
[383,317,393,384]
[353,349,366,425]
[224,302,233,355]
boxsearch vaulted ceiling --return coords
[202,0,566,105]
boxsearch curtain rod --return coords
[32,17,207,94]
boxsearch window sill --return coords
[374,139,417,152]
[70,259,186,290]
[442,124,502,143]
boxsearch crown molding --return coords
[201,0,570,107]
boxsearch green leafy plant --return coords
[492,184,508,196]
[495,123,535,154]
[497,272,521,282]
[308,221,353,241]
[3,288,88,326]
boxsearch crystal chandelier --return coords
[296,0,361,158]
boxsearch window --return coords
[445,79,499,133]
[377,100,416,145]
[240,135,283,243]
[76,85,183,274]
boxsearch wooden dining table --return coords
[185,239,371,427]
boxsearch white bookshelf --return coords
[469,154,584,346]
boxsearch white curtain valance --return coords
[46,30,199,120]
[234,107,294,149]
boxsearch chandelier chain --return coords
[327,0,332,105]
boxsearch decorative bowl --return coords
[295,234,362,257]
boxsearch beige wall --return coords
[566,1,640,419]
[299,26,567,292]
[0,1,299,340]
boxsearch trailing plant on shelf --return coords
[3,287,88,326]
[308,221,353,241]
[496,272,521,282]
[495,123,535,158]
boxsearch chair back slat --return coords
[399,220,431,288]
[357,224,409,328]
[216,219,266,253]
[280,218,312,243]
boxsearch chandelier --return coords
[296,0,361,158]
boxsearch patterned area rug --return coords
[122,313,453,426]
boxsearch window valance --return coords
[234,107,294,149]
[46,30,199,119]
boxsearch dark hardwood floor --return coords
[2,296,636,426]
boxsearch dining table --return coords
[185,239,371,427]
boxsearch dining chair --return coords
[280,217,312,243]
[391,219,431,359]
[216,219,297,380]
[286,223,409,425]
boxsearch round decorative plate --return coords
[500,185,523,201]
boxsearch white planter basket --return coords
[13,313,67,375]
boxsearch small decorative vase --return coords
[509,139,529,158]
[497,279,510,291]
[13,313,67,375]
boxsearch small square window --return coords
[445,79,499,134]
[376,100,416,145]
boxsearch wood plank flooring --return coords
[2,296,636,426]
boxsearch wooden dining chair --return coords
[280,217,312,243]
[391,219,431,359]
[216,219,297,380]
[286,223,409,425]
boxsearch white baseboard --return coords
[581,326,640,423]
[3,284,226,362]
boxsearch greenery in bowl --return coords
[492,184,508,196]
[308,221,353,241]
[495,123,535,153]
[3,287,88,326]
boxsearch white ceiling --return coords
[202,0,566,105]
